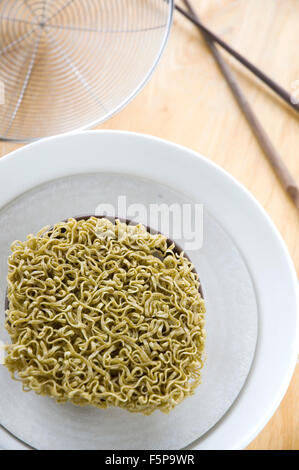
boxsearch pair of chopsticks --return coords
[175,1,299,212]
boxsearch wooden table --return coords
[0,0,298,450]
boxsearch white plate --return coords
[0,131,297,450]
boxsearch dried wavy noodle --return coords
[5,217,206,414]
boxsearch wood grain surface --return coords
[0,0,298,450]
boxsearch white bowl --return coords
[0,130,297,449]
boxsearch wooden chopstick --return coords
[175,4,299,114]
[179,0,299,212]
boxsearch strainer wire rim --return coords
[0,0,174,143]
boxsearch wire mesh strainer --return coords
[0,0,173,141]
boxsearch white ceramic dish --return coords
[0,131,297,449]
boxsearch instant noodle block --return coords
[5,217,205,415]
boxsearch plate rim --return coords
[0,129,298,450]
